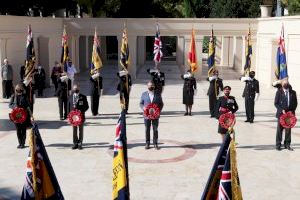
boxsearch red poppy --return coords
[219,112,235,129]
[280,111,297,128]
[9,107,27,124]
[68,109,83,126]
[144,103,160,120]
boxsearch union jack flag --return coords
[202,133,242,200]
[153,24,163,64]
[21,124,64,200]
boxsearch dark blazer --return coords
[9,94,32,126]
[68,93,89,121]
[56,78,71,98]
[215,96,239,119]
[90,76,103,96]
[117,74,132,94]
[242,79,259,99]
[274,87,298,118]
[207,77,223,96]
[140,91,164,119]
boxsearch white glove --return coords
[23,77,32,86]
[241,76,251,82]
[272,80,281,86]
[208,76,217,81]
[194,89,197,96]
[254,93,259,101]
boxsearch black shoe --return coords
[145,144,150,150]
[286,146,294,151]
[249,120,254,123]
[72,144,78,150]
[244,120,250,122]
[60,117,64,120]
[184,112,188,116]
[210,115,215,118]
[154,144,160,150]
[276,146,281,151]
[17,145,22,149]
[189,112,192,116]
[78,145,83,150]
[20,144,25,149]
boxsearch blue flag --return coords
[21,124,64,200]
[276,26,288,80]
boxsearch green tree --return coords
[288,0,300,15]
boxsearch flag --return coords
[91,28,103,74]
[244,28,252,75]
[201,134,242,200]
[21,124,64,200]
[112,110,130,200]
[61,26,69,72]
[208,28,216,77]
[120,26,130,70]
[188,28,197,73]
[24,25,35,82]
[275,25,288,80]
[153,23,163,64]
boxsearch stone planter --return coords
[260,5,273,17]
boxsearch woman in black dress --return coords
[181,70,197,116]
[9,84,33,148]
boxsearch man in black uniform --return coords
[34,65,46,97]
[215,86,238,141]
[147,68,165,94]
[274,79,297,151]
[207,70,223,117]
[117,70,132,113]
[241,71,259,123]
[68,84,89,150]
[56,72,71,120]
[90,70,103,116]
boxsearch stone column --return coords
[0,38,7,99]
[176,36,185,74]
[117,35,122,71]
[220,36,234,68]
[233,36,244,73]
[128,35,137,79]
[137,36,146,67]
[85,36,89,70]
[70,35,80,72]
[215,36,222,66]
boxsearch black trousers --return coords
[209,95,217,117]
[37,85,44,97]
[91,94,100,115]
[16,124,26,145]
[120,93,130,111]
[245,98,255,121]
[276,120,291,148]
[2,80,13,99]
[73,124,84,145]
[144,119,159,145]
[58,97,68,118]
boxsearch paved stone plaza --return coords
[0,75,300,199]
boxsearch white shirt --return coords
[283,88,290,107]
[67,64,77,80]
[148,91,154,103]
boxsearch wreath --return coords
[280,111,297,128]
[144,103,160,120]
[219,112,235,129]
[9,107,27,124]
[67,109,83,126]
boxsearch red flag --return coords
[188,28,197,73]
